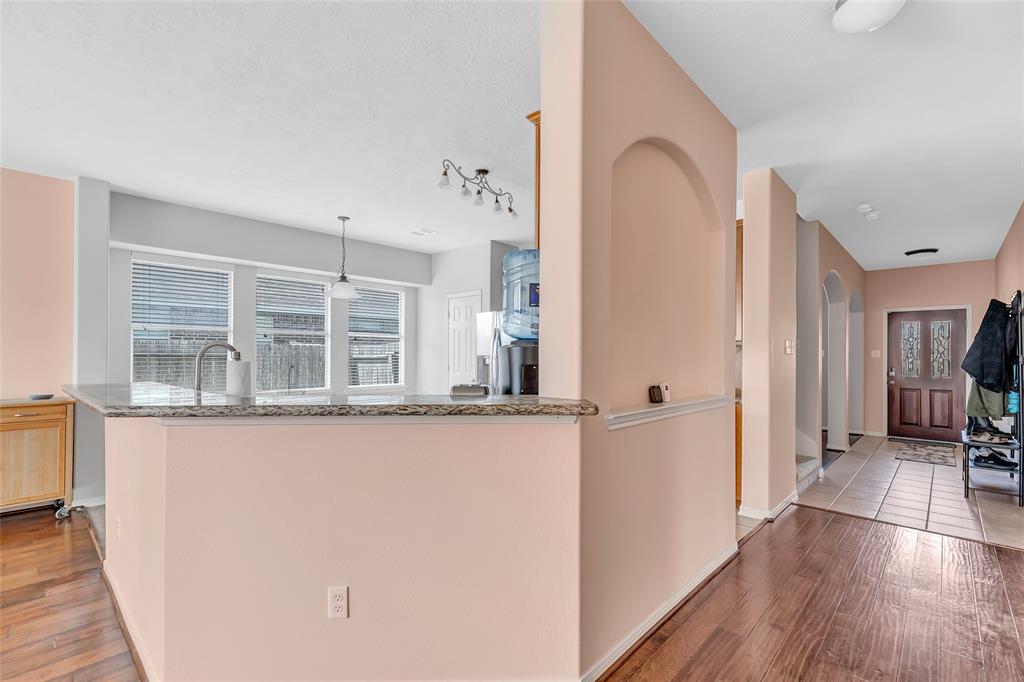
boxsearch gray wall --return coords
[110,193,432,286]
[416,241,517,394]
[795,219,821,461]
[72,177,110,505]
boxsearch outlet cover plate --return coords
[328,586,349,619]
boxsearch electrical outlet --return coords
[328,586,349,619]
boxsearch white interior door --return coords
[447,292,482,389]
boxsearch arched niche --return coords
[848,290,865,434]
[607,139,721,410]
[822,271,849,452]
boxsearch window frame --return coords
[346,284,407,391]
[254,272,332,394]
[129,256,235,390]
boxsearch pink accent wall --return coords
[996,201,1023,300]
[819,223,865,310]
[541,1,737,673]
[741,169,797,513]
[609,142,713,408]
[0,168,74,398]
[863,260,996,434]
[104,418,581,680]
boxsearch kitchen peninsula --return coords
[64,381,597,681]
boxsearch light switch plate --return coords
[784,339,794,355]
[871,350,881,358]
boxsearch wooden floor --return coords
[605,505,1024,681]
[0,508,140,681]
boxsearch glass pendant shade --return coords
[438,171,450,188]
[473,190,484,206]
[492,198,502,214]
[330,276,360,299]
[460,183,471,199]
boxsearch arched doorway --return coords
[822,271,848,456]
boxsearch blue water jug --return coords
[501,249,539,340]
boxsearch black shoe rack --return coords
[961,289,1023,506]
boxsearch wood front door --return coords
[887,309,967,442]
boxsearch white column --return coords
[74,177,109,383]
[232,265,257,377]
[330,297,348,391]
[827,301,850,450]
[107,248,132,383]
[73,177,110,505]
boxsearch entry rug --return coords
[893,440,957,468]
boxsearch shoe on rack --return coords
[971,447,1018,470]
[972,431,1015,445]
[992,451,1018,467]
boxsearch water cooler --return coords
[476,249,540,395]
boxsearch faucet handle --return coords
[230,351,241,361]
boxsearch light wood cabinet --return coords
[0,398,74,514]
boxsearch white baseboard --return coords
[104,566,159,681]
[864,431,886,437]
[72,495,105,508]
[580,541,739,682]
[739,489,798,521]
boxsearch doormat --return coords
[893,441,957,467]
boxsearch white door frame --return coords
[880,304,972,438]
[445,290,483,388]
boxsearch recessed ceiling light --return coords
[833,0,907,35]
[856,204,873,214]
[865,212,880,221]
[905,248,939,261]
[410,227,438,237]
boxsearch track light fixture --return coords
[438,160,518,219]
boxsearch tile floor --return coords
[735,512,762,542]
[798,435,1024,549]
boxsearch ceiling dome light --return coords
[833,0,906,34]
[905,247,939,261]
[865,212,880,221]
[857,204,873,214]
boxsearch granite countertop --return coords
[61,382,599,419]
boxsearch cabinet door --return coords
[1,420,65,507]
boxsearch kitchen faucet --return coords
[194,341,241,393]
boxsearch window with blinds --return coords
[255,276,329,392]
[131,261,232,391]
[348,287,404,387]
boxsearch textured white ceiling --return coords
[625,0,1024,270]
[1,1,539,253]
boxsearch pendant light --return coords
[330,216,360,299]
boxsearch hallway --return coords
[799,436,1024,549]
[605,504,1024,681]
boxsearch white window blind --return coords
[256,276,328,392]
[348,287,404,387]
[131,261,232,391]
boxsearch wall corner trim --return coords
[579,541,739,682]
[605,394,732,431]
[739,489,798,521]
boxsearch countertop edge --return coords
[62,385,599,419]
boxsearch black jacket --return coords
[961,299,1016,392]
